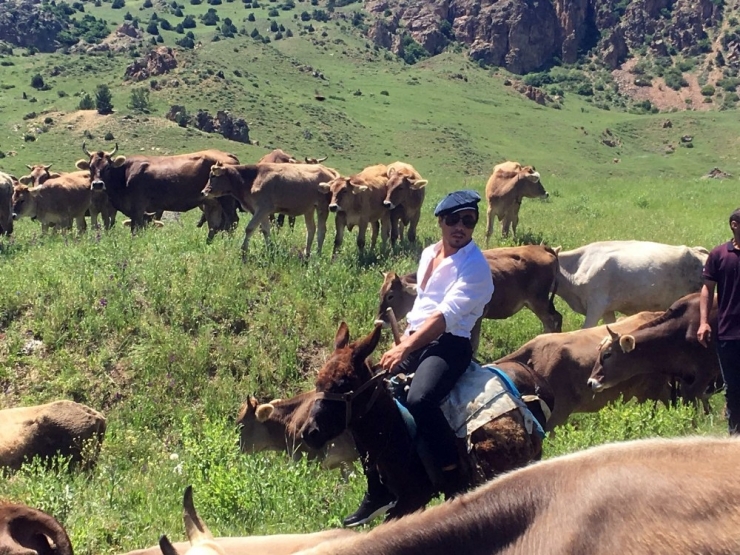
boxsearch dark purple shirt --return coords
[703,241,740,340]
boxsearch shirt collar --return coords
[431,239,477,258]
[727,241,737,252]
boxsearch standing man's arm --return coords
[698,279,716,347]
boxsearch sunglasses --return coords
[442,213,478,229]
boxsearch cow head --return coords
[75,142,125,191]
[383,167,427,210]
[587,326,637,392]
[302,322,382,450]
[159,486,227,555]
[517,166,548,199]
[377,271,417,325]
[304,155,328,164]
[317,177,368,213]
[11,185,38,220]
[18,164,60,186]
[236,396,276,454]
[201,163,232,198]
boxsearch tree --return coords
[182,14,196,27]
[95,84,114,114]
[30,74,45,90]
[300,10,310,20]
[270,19,278,31]
[247,12,255,20]
[146,21,159,34]
[79,92,95,110]
[112,0,125,8]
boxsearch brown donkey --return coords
[301,322,545,519]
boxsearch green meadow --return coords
[0,1,738,551]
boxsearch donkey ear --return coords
[334,322,350,350]
[352,323,383,363]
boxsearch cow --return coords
[19,164,117,229]
[378,245,562,353]
[237,394,357,470]
[75,143,240,238]
[12,177,92,233]
[0,400,106,470]
[588,293,721,405]
[484,161,548,244]
[0,172,15,236]
[382,162,427,245]
[494,312,671,430]
[277,436,740,555]
[150,486,354,555]
[318,164,391,253]
[556,240,709,328]
[0,503,73,555]
[201,162,338,257]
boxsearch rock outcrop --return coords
[124,46,177,81]
[165,106,250,143]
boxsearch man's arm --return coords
[697,279,716,348]
[380,311,445,370]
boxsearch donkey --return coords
[301,322,546,519]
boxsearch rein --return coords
[315,368,390,430]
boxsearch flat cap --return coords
[434,189,482,217]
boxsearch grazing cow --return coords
[484,161,548,243]
[556,240,709,328]
[20,165,117,229]
[588,293,721,404]
[0,172,15,236]
[75,144,239,237]
[237,394,357,470]
[288,436,740,555]
[13,177,91,233]
[202,163,338,257]
[382,162,427,245]
[0,400,106,470]
[378,245,562,353]
[0,503,72,555]
[495,312,671,430]
[318,164,391,253]
[150,486,354,555]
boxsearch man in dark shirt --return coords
[698,207,740,434]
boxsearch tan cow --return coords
[0,400,106,470]
[318,164,391,253]
[284,436,740,555]
[12,176,92,233]
[383,162,427,245]
[494,312,670,430]
[484,161,548,244]
[145,486,354,555]
[202,163,338,257]
[237,394,357,470]
[0,503,73,555]
[20,164,117,229]
[378,245,562,353]
[0,171,15,236]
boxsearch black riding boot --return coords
[343,464,397,527]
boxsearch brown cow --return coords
[75,144,239,238]
[20,164,117,229]
[12,177,91,233]
[588,293,721,404]
[237,394,357,470]
[0,171,15,236]
[284,436,740,555]
[202,163,338,257]
[0,503,73,555]
[495,312,671,430]
[484,161,548,244]
[0,400,106,470]
[378,245,562,353]
[382,162,427,245]
[318,164,391,253]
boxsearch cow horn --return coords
[606,325,619,341]
[26,164,33,170]
[82,141,91,156]
[44,163,53,170]
[316,156,328,163]
[107,143,118,157]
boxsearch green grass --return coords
[0,6,737,553]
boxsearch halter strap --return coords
[315,369,389,429]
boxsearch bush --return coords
[282,0,295,8]
[201,8,219,25]
[95,84,114,114]
[268,7,279,15]
[160,18,172,30]
[701,84,716,96]
[143,0,153,6]
[270,19,278,31]
[285,28,293,37]
[112,0,125,8]
[176,34,195,47]
[30,74,45,90]
[312,8,329,21]
[523,72,552,87]
[247,12,255,20]
[182,14,196,27]
[128,87,151,112]
[173,7,183,16]
[78,92,95,109]
[300,10,310,20]
[663,68,687,90]
[175,23,184,32]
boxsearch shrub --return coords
[248,12,255,20]
[274,31,282,39]
[143,0,153,6]
[128,87,151,112]
[30,74,45,90]
[173,7,183,16]
[112,0,125,8]
[270,19,278,31]
[78,92,95,109]
[176,34,195,47]
[104,131,115,140]
[160,18,172,30]
[124,10,133,19]
[523,72,552,87]
[663,68,687,90]
[95,84,114,114]
[201,8,219,25]
[300,10,310,20]
[282,0,294,9]
[182,14,196,27]
[268,7,279,15]
[285,28,293,36]
[312,8,329,21]
[175,23,184,32]
[701,84,716,96]
[146,21,159,34]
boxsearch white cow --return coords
[556,240,709,328]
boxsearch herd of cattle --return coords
[1,145,732,553]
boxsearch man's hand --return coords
[697,322,712,348]
[379,342,411,372]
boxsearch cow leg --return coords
[526,298,563,333]
[509,209,521,237]
[242,208,271,255]
[303,209,316,257]
[390,212,400,247]
[379,214,391,249]
[408,212,420,244]
[333,212,347,255]
[368,220,378,251]
[485,203,494,246]
[358,221,370,251]
[582,304,609,328]
[75,215,87,233]
[602,311,617,324]
[316,205,329,255]
[470,317,482,357]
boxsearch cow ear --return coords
[619,335,636,353]
[18,175,32,185]
[606,325,619,341]
[159,535,181,555]
[255,403,275,422]
[75,159,90,170]
[334,321,350,350]
[317,182,331,193]
[402,282,417,296]
[183,485,214,542]
[387,167,397,177]
[553,245,562,255]
[48,172,62,179]
[352,322,383,363]
[112,156,126,167]
[410,179,428,190]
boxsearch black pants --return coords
[717,339,740,435]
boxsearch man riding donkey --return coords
[343,190,494,527]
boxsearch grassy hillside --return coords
[0,3,737,553]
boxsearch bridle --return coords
[314,368,389,430]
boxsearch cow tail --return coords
[547,245,560,314]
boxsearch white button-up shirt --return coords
[405,240,494,339]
